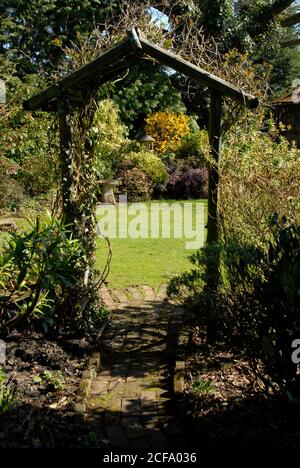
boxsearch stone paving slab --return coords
[86,284,187,449]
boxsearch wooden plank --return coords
[24,39,133,111]
[281,12,300,27]
[37,54,142,112]
[126,28,142,50]
[137,33,258,108]
[24,27,259,111]
[207,90,222,243]
[281,38,300,47]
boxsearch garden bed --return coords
[178,329,300,448]
[0,330,101,448]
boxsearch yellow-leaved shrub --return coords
[145,112,190,154]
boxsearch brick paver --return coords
[86,285,186,449]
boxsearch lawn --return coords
[95,199,207,289]
[0,199,207,290]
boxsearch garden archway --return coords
[23,27,259,320]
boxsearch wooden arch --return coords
[24,27,259,243]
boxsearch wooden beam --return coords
[271,0,295,17]
[207,90,222,244]
[281,38,300,47]
[281,12,300,27]
[24,39,133,111]
[37,54,142,112]
[24,27,259,112]
[137,33,259,108]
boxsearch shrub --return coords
[168,216,300,395]
[116,163,153,202]
[91,99,128,179]
[219,115,300,246]
[124,150,168,186]
[0,214,84,333]
[175,130,209,168]
[0,156,25,211]
[0,109,58,198]
[145,111,191,154]
[19,150,59,196]
[166,168,208,199]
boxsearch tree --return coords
[153,0,300,90]
[106,62,185,135]
[0,0,123,75]
[1,0,298,89]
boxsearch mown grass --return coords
[95,200,207,289]
[0,199,208,289]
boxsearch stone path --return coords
[85,285,187,450]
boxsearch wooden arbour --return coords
[24,27,259,244]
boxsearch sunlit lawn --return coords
[0,199,208,290]
[96,199,207,289]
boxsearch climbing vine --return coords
[56,90,111,330]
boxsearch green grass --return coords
[95,200,207,289]
[0,199,208,289]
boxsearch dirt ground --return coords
[0,330,101,448]
[177,328,300,449]
[1,324,300,448]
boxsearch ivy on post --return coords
[57,90,99,330]
[207,89,222,244]
[204,89,223,343]
[58,92,76,227]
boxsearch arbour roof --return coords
[23,28,259,112]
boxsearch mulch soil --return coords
[0,330,101,448]
[177,328,300,448]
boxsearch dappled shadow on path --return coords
[2,285,299,448]
[83,286,186,449]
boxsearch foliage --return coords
[116,164,153,202]
[145,112,191,154]
[219,114,300,246]
[0,57,58,200]
[0,0,125,75]
[192,379,214,398]
[91,99,128,180]
[84,304,111,334]
[108,63,186,133]
[0,157,25,211]
[124,149,169,186]
[42,370,65,392]
[169,215,300,394]
[0,214,85,333]
[166,168,208,200]
[0,369,15,413]
[1,0,298,92]
[158,0,300,92]
[220,216,300,393]
[167,242,221,303]
[175,130,209,168]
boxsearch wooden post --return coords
[58,107,76,227]
[204,90,223,342]
[207,90,222,243]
